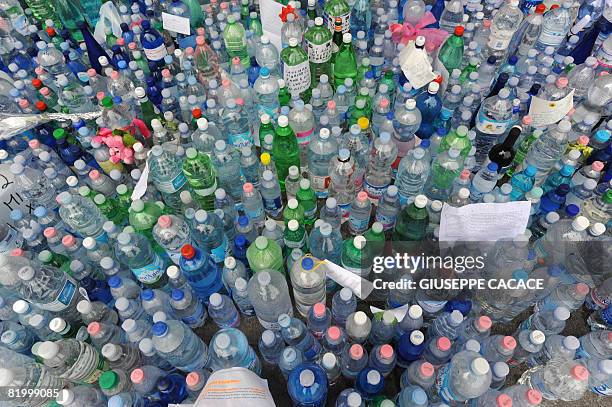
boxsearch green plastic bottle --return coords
[249,12,263,37]
[341,235,370,277]
[258,114,276,150]
[128,199,162,240]
[246,236,285,275]
[224,15,250,68]
[305,17,333,89]
[283,219,308,256]
[38,249,69,269]
[437,26,465,73]
[283,198,306,227]
[296,179,317,226]
[333,33,358,88]
[281,37,312,102]
[272,115,301,191]
[438,125,472,158]
[135,87,161,130]
[182,147,217,211]
[507,130,542,177]
[278,80,291,107]
[52,0,86,41]
[323,0,351,33]
[94,194,126,225]
[364,221,386,261]
[393,194,430,241]
[240,0,250,24]
[116,184,133,211]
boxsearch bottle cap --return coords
[436,336,452,351]
[414,195,428,209]
[571,216,589,231]
[349,344,363,359]
[570,365,589,381]
[496,394,512,407]
[525,389,542,405]
[49,317,67,333]
[553,306,571,321]
[366,369,381,385]
[99,371,119,390]
[471,357,490,375]
[37,341,59,359]
[410,330,424,345]
[501,336,516,350]
[408,304,423,320]
[419,362,434,377]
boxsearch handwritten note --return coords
[0,163,32,227]
[528,90,574,127]
[399,43,436,90]
[439,201,531,242]
[162,12,191,36]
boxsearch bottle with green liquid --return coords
[281,37,312,102]
[305,17,333,89]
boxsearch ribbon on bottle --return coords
[279,5,297,22]
[389,11,449,52]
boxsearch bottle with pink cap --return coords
[130,365,165,395]
[422,336,454,367]
[152,214,192,265]
[321,326,349,355]
[505,385,543,407]
[306,302,331,339]
[400,360,435,391]
[535,282,590,313]
[87,169,116,196]
[369,344,397,377]
[455,315,492,346]
[341,343,369,381]
[185,369,211,401]
[480,335,517,363]
[571,160,605,186]
[474,389,514,407]
[519,359,589,401]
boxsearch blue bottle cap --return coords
[487,56,497,65]
[508,55,518,65]
[33,206,46,217]
[117,60,127,69]
[602,306,612,324]
[107,395,124,407]
[238,216,249,227]
[9,208,23,221]
[487,162,499,172]
[594,129,610,142]
[171,289,184,301]
[560,165,574,176]
[365,71,374,79]
[107,276,121,288]
[436,127,448,137]
[259,67,270,77]
[547,265,564,277]
[525,165,537,176]
[412,388,427,405]
[386,111,394,120]
[141,20,151,30]
[235,234,247,247]
[152,321,168,336]
[444,299,472,316]
[113,96,123,105]
[565,204,579,217]
[141,289,154,301]
[301,257,314,270]
[420,139,430,148]
[157,377,171,392]
[512,270,529,281]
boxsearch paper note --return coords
[162,12,191,36]
[0,162,36,231]
[131,162,149,201]
[528,90,574,127]
[259,0,284,52]
[323,260,374,300]
[195,367,275,407]
[370,304,410,322]
[439,201,531,242]
[399,43,436,90]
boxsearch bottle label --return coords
[303,205,317,220]
[592,383,612,396]
[263,196,283,213]
[229,131,254,149]
[417,300,447,314]
[370,56,385,78]
[43,277,78,312]
[246,206,264,221]
[155,172,187,193]
[475,110,510,135]
[210,235,229,263]
[324,11,350,33]
[285,236,306,250]
[434,363,460,403]
[310,174,330,196]
[574,344,591,359]
[283,60,312,95]
[144,43,169,61]
[296,127,314,146]
[226,37,247,52]
[375,211,397,230]
[194,179,218,198]
[487,36,512,51]
[307,39,332,63]
[363,180,388,200]
[349,216,369,233]
[131,254,165,284]
[537,25,565,48]
[339,202,351,218]
[83,355,109,384]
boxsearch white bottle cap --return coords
[414,195,428,209]
[471,357,490,375]
[299,369,315,387]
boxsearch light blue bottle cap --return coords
[117,60,127,69]
[9,209,23,221]
[108,395,125,407]
[512,270,529,281]
[260,67,270,77]
[525,165,537,176]
[595,129,610,142]
[411,388,427,405]
[560,165,574,176]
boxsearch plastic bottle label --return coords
[307,39,332,63]
[283,60,311,95]
[83,356,109,384]
[296,127,314,146]
[229,131,254,149]
[537,25,565,48]
[324,12,350,33]
[364,180,388,200]
[339,202,351,218]
[131,254,165,284]
[43,277,78,312]
[144,43,169,61]
[434,363,460,403]
[574,344,590,359]
[487,36,512,51]
[194,179,218,198]
[592,383,612,396]
[263,196,283,213]
[155,172,188,193]
[475,110,510,135]
[246,206,264,221]
[310,175,330,196]
[375,211,397,230]
[210,236,229,263]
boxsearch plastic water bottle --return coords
[341,343,369,380]
[258,329,285,365]
[290,256,326,316]
[208,328,261,374]
[151,320,209,372]
[369,344,397,378]
[152,215,192,265]
[518,306,571,336]
[332,287,357,326]
[429,310,464,340]
[396,147,431,205]
[320,198,343,229]
[247,270,293,330]
[279,346,304,378]
[375,186,400,231]
[170,288,207,328]
[401,360,435,391]
[278,313,322,361]
[346,311,372,344]
[178,243,223,302]
[307,302,332,339]
[397,384,429,406]
[101,343,142,372]
[480,335,517,363]
[529,334,580,366]
[288,364,328,407]
[37,339,109,384]
[348,191,372,235]
[519,359,589,401]
[208,292,240,328]
[434,351,492,404]
[368,311,396,346]
[363,132,398,200]
[576,330,612,359]
[308,128,338,198]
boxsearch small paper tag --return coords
[528,90,574,127]
[162,12,191,36]
[399,42,436,90]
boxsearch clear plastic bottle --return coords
[363,132,398,200]
[348,191,372,235]
[208,328,261,374]
[258,329,285,365]
[170,288,207,329]
[519,359,589,401]
[247,270,293,331]
[37,339,109,384]
[396,147,430,205]
[434,351,492,404]
[208,292,240,328]
[308,128,338,198]
[151,320,209,372]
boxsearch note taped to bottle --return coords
[528,90,574,127]
[194,367,275,407]
[0,163,33,230]
[399,43,436,91]
[162,12,191,36]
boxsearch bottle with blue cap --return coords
[509,164,537,200]
[396,330,426,368]
[208,328,261,374]
[140,288,174,318]
[170,288,207,328]
[151,320,209,372]
[290,255,326,316]
[288,363,328,407]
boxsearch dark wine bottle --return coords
[488,125,522,174]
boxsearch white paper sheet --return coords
[324,260,374,300]
[439,201,531,242]
[195,367,275,407]
[259,0,284,52]
[162,12,191,36]
[131,161,149,201]
[399,43,436,90]
[370,304,410,322]
[528,90,574,127]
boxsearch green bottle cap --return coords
[603,189,612,204]
[101,97,113,108]
[99,371,118,390]
[52,128,66,140]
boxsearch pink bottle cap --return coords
[116,38,125,46]
[327,326,340,341]
[437,337,451,351]
[157,215,172,228]
[380,98,389,108]
[607,331,612,342]
[196,36,205,46]
[110,71,120,80]
[19,99,29,109]
[460,169,471,180]
[130,369,144,384]
[357,191,368,201]
[222,79,230,87]
[522,115,532,125]
[236,98,244,105]
[61,235,76,247]
[576,283,589,296]
[556,77,569,88]
[87,322,101,335]
[420,362,434,377]
[162,69,171,78]
[10,248,24,257]
[349,344,363,360]
[577,135,590,146]
[312,303,326,318]
[502,336,516,351]
[477,316,492,330]
[185,47,194,56]
[525,389,542,405]
[43,227,56,238]
[592,161,604,171]
[243,183,254,193]
[186,372,200,386]
[28,139,40,148]
[128,42,137,50]
[496,394,512,407]
[40,87,49,96]
[379,344,394,359]
[327,100,336,109]
[35,66,44,75]
[570,365,589,381]
[96,92,106,101]
[483,20,491,27]
[89,170,100,180]
[232,57,240,64]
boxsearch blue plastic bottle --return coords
[415,82,442,140]
[178,244,223,302]
[258,330,285,365]
[278,313,323,362]
[288,363,328,407]
[396,330,426,368]
[140,20,169,64]
[157,373,189,404]
[208,293,240,328]
[355,368,384,400]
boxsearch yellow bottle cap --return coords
[261,153,271,165]
[357,117,369,130]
